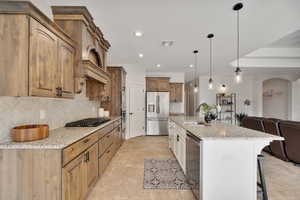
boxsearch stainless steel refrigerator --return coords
[146,92,169,135]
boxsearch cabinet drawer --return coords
[63,132,98,166]
[98,131,114,156]
[98,144,114,177]
[97,123,114,139]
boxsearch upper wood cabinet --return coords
[57,40,75,98]
[170,83,183,102]
[0,2,76,98]
[146,77,170,92]
[102,67,127,116]
[29,18,58,97]
[52,6,111,94]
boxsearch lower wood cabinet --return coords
[0,119,123,200]
[62,153,87,200]
[86,143,99,192]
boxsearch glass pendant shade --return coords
[208,78,213,90]
[194,85,198,93]
[235,67,242,83]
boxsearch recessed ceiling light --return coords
[189,64,194,68]
[156,64,161,68]
[134,31,143,37]
[138,53,144,58]
[161,41,174,47]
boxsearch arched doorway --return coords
[262,78,291,120]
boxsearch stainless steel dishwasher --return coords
[186,131,201,200]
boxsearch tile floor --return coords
[87,136,300,200]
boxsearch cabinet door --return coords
[146,78,157,91]
[169,83,176,102]
[175,83,183,102]
[86,143,99,192]
[179,138,186,173]
[57,39,75,98]
[157,78,170,92]
[29,18,57,97]
[62,154,86,200]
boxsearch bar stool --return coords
[257,155,268,200]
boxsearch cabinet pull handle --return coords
[177,135,179,142]
[85,152,89,162]
[83,138,90,143]
[56,87,63,97]
[106,150,110,154]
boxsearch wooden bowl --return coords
[11,124,49,142]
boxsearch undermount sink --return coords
[183,121,205,126]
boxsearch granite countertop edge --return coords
[170,116,284,141]
[0,116,121,150]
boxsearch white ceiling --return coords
[49,0,300,75]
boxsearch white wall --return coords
[263,79,290,120]
[292,79,300,121]
[199,74,255,115]
[146,72,185,114]
[198,71,300,121]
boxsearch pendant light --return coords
[233,2,243,83]
[193,50,199,93]
[207,33,214,90]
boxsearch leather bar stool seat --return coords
[263,118,289,161]
[243,117,271,153]
[278,121,300,164]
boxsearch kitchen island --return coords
[169,116,283,200]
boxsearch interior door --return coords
[128,84,145,139]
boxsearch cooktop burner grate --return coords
[65,118,111,127]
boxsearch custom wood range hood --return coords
[52,6,111,94]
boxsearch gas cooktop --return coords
[65,118,111,127]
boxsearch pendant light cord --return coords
[237,10,240,69]
[194,51,198,86]
[210,38,212,78]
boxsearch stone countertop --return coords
[170,116,284,141]
[0,116,121,150]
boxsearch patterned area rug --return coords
[144,158,190,190]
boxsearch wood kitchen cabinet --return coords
[146,77,170,92]
[86,143,99,192]
[63,154,86,200]
[102,67,127,116]
[57,40,75,98]
[170,83,183,102]
[52,6,111,97]
[0,2,76,98]
[0,118,122,200]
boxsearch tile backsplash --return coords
[0,85,99,142]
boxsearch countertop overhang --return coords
[0,116,121,150]
[170,116,284,141]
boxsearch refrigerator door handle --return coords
[156,95,160,114]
